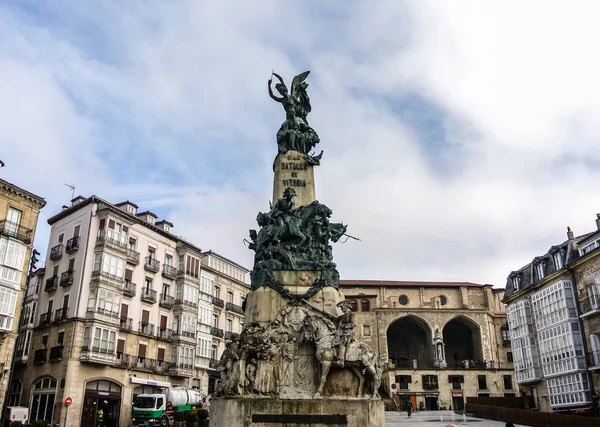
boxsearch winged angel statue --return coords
[268,71,321,158]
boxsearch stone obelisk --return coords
[210,71,384,427]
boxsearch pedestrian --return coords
[406,401,413,418]
[506,423,515,427]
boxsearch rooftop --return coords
[340,279,490,288]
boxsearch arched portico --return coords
[442,315,483,368]
[386,315,433,369]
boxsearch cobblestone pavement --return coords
[385,410,531,426]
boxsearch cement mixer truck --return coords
[132,387,206,426]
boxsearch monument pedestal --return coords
[273,151,317,207]
[210,397,385,427]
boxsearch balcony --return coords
[212,297,225,309]
[49,244,63,261]
[174,298,197,310]
[120,317,133,332]
[86,307,119,322]
[172,329,196,343]
[65,236,79,253]
[162,264,178,279]
[139,322,155,337]
[169,362,195,377]
[96,234,127,253]
[80,346,116,365]
[39,312,52,326]
[0,220,32,243]
[60,270,74,287]
[34,349,47,365]
[54,307,68,323]
[45,276,58,292]
[126,248,140,265]
[134,358,156,372]
[209,359,219,369]
[116,354,130,369]
[588,351,600,371]
[157,328,173,341]
[580,295,600,318]
[225,331,234,341]
[210,327,224,338]
[123,280,136,297]
[159,294,175,309]
[155,360,170,374]
[144,257,160,273]
[226,302,244,315]
[49,345,63,362]
[140,288,157,304]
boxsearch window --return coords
[360,299,370,312]
[73,224,80,237]
[440,295,447,306]
[348,300,358,311]
[395,375,411,390]
[0,287,18,330]
[477,375,487,390]
[211,345,217,360]
[197,336,211,358]
[214,286,221,299]
[227,291,234,304]
[106,220,128,245]
[226,319,232,332]
[363,325,371,336]
[201,274,215,296]
[554,252,563,270]
[213,314,219,328]
[503,375,513,390]
[184,285,198,304]
[0,237,27,284]
[144,277,153,291]
[422,375,438,389]
[93,328,116,353]
[587,284,598,310]
[6,379,21,407]
[148,247,156,261]
[30,377,56,422]
[128,238,137,252]
[96,289,121,316]
[6,207,22,227]
[501,324,510,342]
[398,295,409,305]
[164,254,173,266]
[58,233,64,244]
[97,253,125,278]
[506,351,513,362]
[512,276,521,291]
[536,263,544,280]
[199,305,212,326]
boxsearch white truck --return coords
[132,387,206,426]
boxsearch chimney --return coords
[596,214,600,230]
[61,205,69,211]
[71,195,86,206]
[567,226,574,240]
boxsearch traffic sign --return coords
[65,397,72,407]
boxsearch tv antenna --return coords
[64,183,75,201]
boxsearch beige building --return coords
[0,178,45,416]
[339,279,515,411]
[10,195,248,427]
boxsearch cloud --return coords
[2,0,600,287]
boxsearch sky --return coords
[2,1,600,288]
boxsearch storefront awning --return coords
[131,378,171,388]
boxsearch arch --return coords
[386,314,433,369]
[81,378,122,427]
[442,315,483,368]
[30,376,57,423]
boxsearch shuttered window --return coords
[117,339,125,353]
[157,348,165,361]
[138,343,146,358]
[142,310,149,324]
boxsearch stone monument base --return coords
[210,397,384,427]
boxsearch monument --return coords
[210,71,385,426]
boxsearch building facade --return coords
[339,280,515,412]
[0,178,45,415]
[9,196,248,427]
[503,227,593,414]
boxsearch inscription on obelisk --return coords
[272,150,316,208]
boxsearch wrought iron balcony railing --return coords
[123,280,136,297]
[54,307,68,322]
[126,248,140,265]
[120,317,133,331]
[96,234,128,252]
[49,345,63,362]
[212,297,225,308]
[0,220,32,243]
[226,302,244,315]
[159,294,174,309]
[144,257,160,272]
[45,276,58,292]
[139,322,155,337]
[175,298,197,309]
[209,359,219,369]
[140,288,157,304]
[39,312,52,326]
[60,270,74,287]
[162,264,178,279]
[65,236,79,253]
[210,327,224,338]
[225,331,234,341]
[34,349,47,365]
[49,244,63,261]
[157,328,173,341]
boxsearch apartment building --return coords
[339,280,515,412]
[0,178,45,415]
[9,196,248,427]
[503,228,592,413]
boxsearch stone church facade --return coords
[339,280,515,411]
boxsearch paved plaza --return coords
[385,410,530,426]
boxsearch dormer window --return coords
[126,205,136,215]
[512,276,521,291]
[553,252,563,270]
[536,263,545,280]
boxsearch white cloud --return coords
[2,1,600,288]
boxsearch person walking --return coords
[406,401,413,418]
